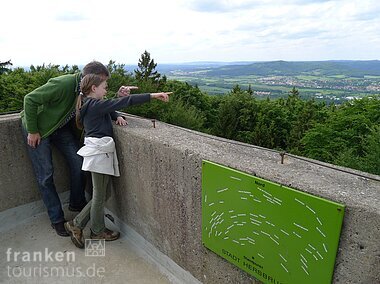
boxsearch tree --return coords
[232,84,242,94]
[213,89,258,141]
[0,67,35,112]
[300,97,380,166]
[252,99,290,150]
[247,84,253,95]
[286,87,300,110]
[361,126,380,175]
[134,50,161,84]
[162,100,205,131]
[0,60,12,74]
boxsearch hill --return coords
[198,60,380,77]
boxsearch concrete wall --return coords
[1,114,379,283]
[0,114,70,212]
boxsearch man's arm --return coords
[23,76,65,145]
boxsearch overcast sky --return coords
[1,0,379,66]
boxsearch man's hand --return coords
[117,86,139,97]
[27,133,41,148]
[150,92,173,102]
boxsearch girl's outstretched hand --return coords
[150,92,173,102]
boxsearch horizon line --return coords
[9,58,380,68]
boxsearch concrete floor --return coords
[0,208,172,284]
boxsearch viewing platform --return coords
[1,203,176,283]
[1,113,379,283]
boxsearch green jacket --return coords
[21,73,82,138]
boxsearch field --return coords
[167,74,380,102]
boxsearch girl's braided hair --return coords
[75,74,106,129]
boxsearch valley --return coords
[159,60,380,103]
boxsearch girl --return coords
[65,74,171,248]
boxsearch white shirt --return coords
[77,136,120,177]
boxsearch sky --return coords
[1,0,380,67]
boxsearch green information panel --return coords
[202,160,345,284]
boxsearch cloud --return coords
[187,0,263,13]
[287,0,332,3]
[280,29,327,39]
[2,0,379,65]
[187,0,334,13]
[351,9,380,21]
[55,12,86,22]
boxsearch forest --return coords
[1,53,379,176]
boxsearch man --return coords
[21,61,132,236]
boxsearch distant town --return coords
[256,76,380,93]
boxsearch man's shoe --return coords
[64,221,84,249]
[90,228,120,241]
[51,221,69,237]
[68,203,86,212]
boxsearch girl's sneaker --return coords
[90,228,120,241]
[64,221,84,248]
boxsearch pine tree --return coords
[0,60,12,74]
[247,84,253,95]
[232,84,242,94]
[134,50,161,83]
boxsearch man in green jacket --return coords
[21,61,127,236]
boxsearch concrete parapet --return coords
[0,114,70,212]
[1,113,379,283]
[109,114,380,284]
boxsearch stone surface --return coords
[110,114,380,284]
[0,208,172,283]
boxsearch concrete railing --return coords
[1,113,379,284]
[0,114,70,212]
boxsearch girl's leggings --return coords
[73,172,110,234]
